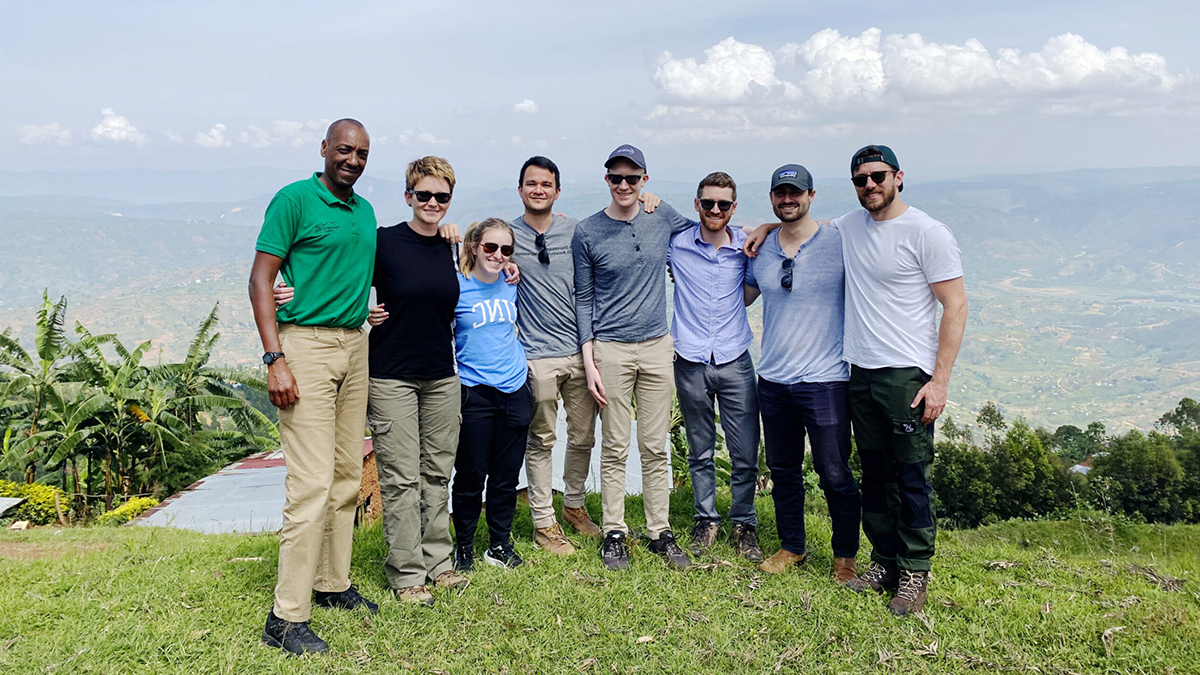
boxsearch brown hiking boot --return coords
[833,557,866,590]
[689,521,720,556]
[757,548,809,574]
[889,570,929,616]
[433,570,469,591]
[858,561,900,594]
[730,524,764,562]
[563,506,602,539]
[395,585,435,606]
[534,523,576,555]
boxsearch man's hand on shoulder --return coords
[438,222,463,245]
[742,224,773,257]
[503,262,521,285]
[640,192,661,214]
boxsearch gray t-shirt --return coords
[510,214,581,359]
[745,224,849,384]
[572,202,694,345]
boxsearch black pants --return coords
[451,382,532,548]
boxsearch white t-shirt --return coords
[833,206,962,375]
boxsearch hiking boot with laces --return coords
[730,524,764,562]
[484,541,525,569]
[454,544,475,573]
[889,570,929,616]
[563,506,603,539]
[433,569,470,591]
[647,530,691,569]
[689,521,720,556]
[262,610,329,655]
[858,561,900,594]
[601,530,629,570]
[534,523,576,556]
[313,584,379,613]
[395,585,435,606]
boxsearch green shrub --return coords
[0,479,64,525]
[95,497,159,526]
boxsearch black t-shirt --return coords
[369,222,459,380]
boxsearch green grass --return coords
[1,491,1197,674]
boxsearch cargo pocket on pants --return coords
[892,417,933,464]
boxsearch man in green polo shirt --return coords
[249,118,379,656]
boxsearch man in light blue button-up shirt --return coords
[668,172,763,561]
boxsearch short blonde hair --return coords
[460,218,514,276]
[406,155,456,192]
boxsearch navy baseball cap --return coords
[770,164,813,191]
[851,144,902,191]
[604,144,647,171]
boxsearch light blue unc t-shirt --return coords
[745,224,849,384]
[454,272,528,393]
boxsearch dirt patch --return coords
[0,541,111,561]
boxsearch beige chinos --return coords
[525,354,598,529]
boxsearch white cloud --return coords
[238,119,329,149]
[646,30,1194,140]
[17,123,71,146]
[194,123,230,149]
[416,131,449,146]
[510,135,524,148]
[162,130,185,144]
[90,108,147,146]
[513,99,539,114]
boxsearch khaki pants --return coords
[593,335,674,537]
[525,354,597,529]
[367,376,460,589]
[273,324,369,623]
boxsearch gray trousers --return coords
[367,375,460,590]
[673,350,760,527]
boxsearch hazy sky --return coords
[3,0,1197,188]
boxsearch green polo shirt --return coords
[255,172,377,328]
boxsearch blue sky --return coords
[2,0,1196,188]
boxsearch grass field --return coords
[1,492,1197,674]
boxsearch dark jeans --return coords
[758,378,861,558]
[848,365,936,572]
[452,382,532,548]
[674,351,760,527]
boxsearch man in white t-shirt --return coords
[833,144,968,617]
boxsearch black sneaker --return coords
[483,541,524,569]
[730,523,764,562]
[262,610,329,655]
[601,530,630,570]
[647,530,691,569]
[313,585,379,613]
[454,544,475,573]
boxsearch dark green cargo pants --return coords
[848,365,937,572]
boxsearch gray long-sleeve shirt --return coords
[571,202,694,345]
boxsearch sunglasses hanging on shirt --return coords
[535,232,550,264]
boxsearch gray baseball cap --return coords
[770,164,813,191]
[604,144,647,171]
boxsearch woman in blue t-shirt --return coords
[451,218,533,572]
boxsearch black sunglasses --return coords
[534,232,550,264]
[409,190,452,204]
[850,171,893,188]
[699,199,734,212]
[481,242,514,256]
[781,258,794,291]
[606,173,644,186]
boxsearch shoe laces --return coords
[602,533,626,555]
[284,620,319,641]
[739,528,759,549]
[896,570,925,602]
[862,562,890,583]
[340,585,365,604]
[545,527,570,545]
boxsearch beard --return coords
[858,184,897,213]
[772,202,808,223]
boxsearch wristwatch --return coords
[262,351,286,366]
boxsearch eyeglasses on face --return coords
[409,190,452,204]
[850,171,894,188]
[481,242,514,256]
[606,173,644,186]
[535,232,550,264]
[699,199,734,212]
[781,258,794,291]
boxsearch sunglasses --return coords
[850,171,893,188]
[699,199,734,212]
[606,173,644,186]
[781,258,794,291]
[409,190,452,204]
[481,242,514,256]
[535,232,550,264]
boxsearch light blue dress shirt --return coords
[668,224,755,365]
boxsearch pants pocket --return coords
[891,416,933,464]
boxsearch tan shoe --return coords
[834,557,867,590]
[534,523,576,555]
[757,548,810,574]
[394,585,435,606]
[562,506,602,539]
[433,570,470,591]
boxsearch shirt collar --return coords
[310,172,358,207]
[689,223,746,251]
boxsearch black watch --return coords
[262,351,286,366]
